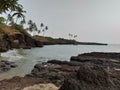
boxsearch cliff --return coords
[0,24,43,51]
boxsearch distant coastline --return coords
[33,35,108,46]
[0,24,107,53]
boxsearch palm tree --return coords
[42,29,45,36]
[26,20,33,32]
[45,26,48,31]
[40,23,44,32]
[6,14,13,24]
[26,20,39,36]
[69,33,71,39]
[0,0,22,14]
[12,7,26,23]
[40,23,44,28]
[38,30,41,34]
[69,33,73,40]
[42,26,48,37]
[74,35,77,38]
[74,35,77,40]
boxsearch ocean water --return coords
[0,44,120,80]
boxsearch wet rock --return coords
[0,60,17,73]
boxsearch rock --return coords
[59,64,119,90]
[0,60,17,73]
[27,61,80,86]
[0,76,44,90]
[23,83,58,90]
[35,40,43,47]
[0,30,43,51]
[26,52,120,89]
[47,60,82,66]
[70,52,120,69]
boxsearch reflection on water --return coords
[0,44,120,80]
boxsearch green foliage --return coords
[0,0,26,25]
[0,17,5,24]
[12,6,26,23]
[33,35,78,44]
[0,0,23,13]
[26,20,38,36]
[11,23,31,36]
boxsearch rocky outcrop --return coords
[0,76,44,90]
[59,64,120,90]
[0,33,43,51]
[26,52,120,90]
[26,60,80,86]
[0,52,120,90]
[0,24,43,51]
[71,52,120,69]
[0,60,17,73]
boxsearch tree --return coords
[6,13,13,24]
[74,35,77,38]
[42,26,48,37]
[74,35,77,40]
[26,20,38,36]
[40,23,48,37]
[69,33,73,40]
[40,23,44,33]
[0,0,22,14]
[0,0,26,25]
[0,0,23,13]
[40,23,44,28]
[12,7,26,23]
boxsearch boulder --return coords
[0,60,17,73]
[59,64,118,90]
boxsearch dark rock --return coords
[70,52,120,69]
[35,40,43,47]
[10,64,17,68]
[0,60,17,72]
[27,61,80,86]
[0,32,43,52]
[48,60,82,66]
[59,64,119,90]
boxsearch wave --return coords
[1,49,24,61]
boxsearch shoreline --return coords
[0,52,120,90]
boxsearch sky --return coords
[19,0,120,44]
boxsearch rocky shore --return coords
[0,60,17,73]
[0,24,43,52]
[0,52,120,90]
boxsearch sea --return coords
[0,44,120,80]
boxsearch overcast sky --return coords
[19,0,120,44]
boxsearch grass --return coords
[33,35,78,44]
[11,24,31,37]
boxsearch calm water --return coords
[0,44,120,80]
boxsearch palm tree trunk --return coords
[16,18,18,24]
